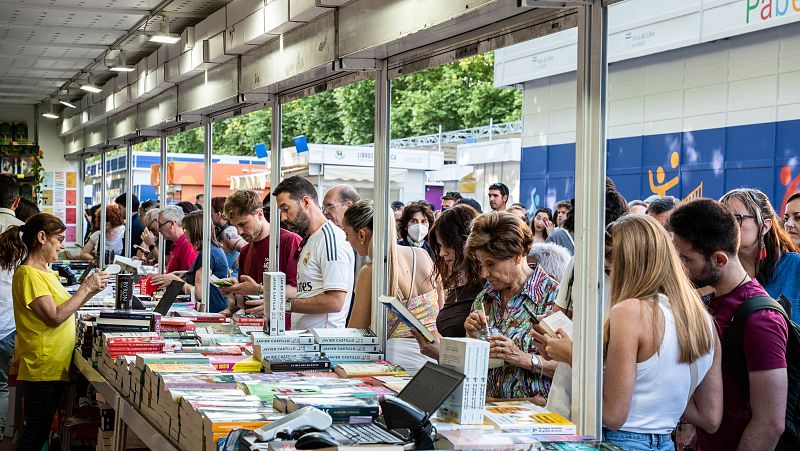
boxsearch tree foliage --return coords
[136,52,520,155]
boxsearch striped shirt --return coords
[292,221,354,330]
[472,264,559,399]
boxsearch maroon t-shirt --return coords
[238,228,302,287]
[695,279,788,451]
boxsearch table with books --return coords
[71,302,613,451]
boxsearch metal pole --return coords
[572,0,608,437]
[268,98,282,273]
[200,117,213,312]
[99,149,107,268]
[489,117,493,141]
[77,154,85,246]
[158,134,167,275]
[124,141,133,258]
[372,61,390,352]
[438,124,442,152]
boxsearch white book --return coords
[438,337,489,425]
[250,331,314,346]
[311,328,378,345]
[264,272,286,336]
[539,311,573,339]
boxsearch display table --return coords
[72,351,181,451]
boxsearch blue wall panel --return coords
[519,118,800,213]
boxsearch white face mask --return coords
[408,223,428,243]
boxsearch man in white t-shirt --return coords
[0,174,22,435]
[273,176,354,330]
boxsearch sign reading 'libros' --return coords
[747,0,800,23]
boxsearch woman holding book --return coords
[601,214,721,450]
[343,200,442,374]
[464,212,558,401]
[411,204,484,359]
[0,213,109,450]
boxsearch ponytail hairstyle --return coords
[0,213,66,271]
[343,200,400,296]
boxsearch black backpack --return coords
[726,295,800,450]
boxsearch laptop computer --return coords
[327,362,465,446]
[153,280,184,315]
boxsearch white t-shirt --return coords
[0,208,23,339]
[90,225,125,256]
[292,221,354,330]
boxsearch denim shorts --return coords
[603,428,674,451]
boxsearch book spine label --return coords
[264,272,286,336]
[251,337,313,346]
[319,345,380,353]
[323,353,385,361]
[257,344,320,353]
[317,337,378,345]
[265,361,331,372]
[260,352,322,361]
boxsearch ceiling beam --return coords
[0,66,113,74]
[0,21,131,34]
[0,1,149,16]
[0,75,67,81]
[0,39,109,50]
[0,84,81,91]
[0,54,95,62]
[160,10,207,18]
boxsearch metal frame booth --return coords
[61,0,615,437]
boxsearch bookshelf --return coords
[0,144,43,202]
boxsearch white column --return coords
[572,0,608,437]
[269,99,282,273]
[372,60,390,352]
[158,134,167,275]
[124,141,133,258]
[99,149,107,268]
[200,117,213,312]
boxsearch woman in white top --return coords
[603,214,722,450]
[80,203,126,261]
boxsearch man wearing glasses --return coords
[157,206,197,275]
[321,185,360,229]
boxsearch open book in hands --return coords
[379,295,436,343]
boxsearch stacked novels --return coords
[312,328,385,363]
[93,332,165,359]
[232,313,265,327]
[483,401,576,435]
[172,309,227,323]
[96,309,161,333]
[252,331,331,372]
[333,362,407,378]
[263,271,286,335]
[438,337,489,424]
[160,317,196,332]
[77,319,95,359]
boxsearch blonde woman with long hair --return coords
[603,214,722,450]
[342,200,443,374]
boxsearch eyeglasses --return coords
[157,219,173,229]
[733,214,757,226]
[56,235,65,243]
[321,203,341,213]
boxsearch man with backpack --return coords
[670,199,788,451]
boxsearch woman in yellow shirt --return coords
[0,213,108,450]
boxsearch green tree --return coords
[128,51,520,155]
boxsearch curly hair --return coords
[96,203,125,228]
[397,201,434,242]
[466,211,534,262]
[429,204,482,290]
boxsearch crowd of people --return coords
[0,169,796,450]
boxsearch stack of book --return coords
[483,401,576,435]
[172,309,227,323]
[77,319,95,360]
[96,309,161,333]
[251,331,331,372]
[232,313,265,327]
[438,337,489,424]
[93,332,165,359]
[263,271,286,336]
[333,362,407,378]
[160,317,196,332]
[312,328,385,363]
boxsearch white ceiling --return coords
[0,0,232,106]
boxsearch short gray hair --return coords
[528,242,571,282]
[159,205,184,225]
[143,208,161,226]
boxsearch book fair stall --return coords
[3,0,619,450]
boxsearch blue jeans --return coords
[603,428,674,451]
[17,381,67,451]
[0,330,15,436]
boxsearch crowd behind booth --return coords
[0,170,798,451]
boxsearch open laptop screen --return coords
[396,362,464,420]
[154,280,184,315]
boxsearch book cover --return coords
[209,356,262,373]
[251,331,314,346]
[379,295,436,342]
[484,402,576,434]
[333,362,407,378]
[311,328,378,345]
[318,344,381,353]
[438,337,489,425]
[286,396,379,422]
[540,311,573,339]
[258,352,323,362]
[244,382,322,402]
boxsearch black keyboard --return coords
[329,423,405,445]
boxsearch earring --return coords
[759,238,767,261]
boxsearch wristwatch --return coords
[285,298,292,312]
[530,353,541,371]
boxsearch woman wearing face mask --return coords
[397,201,435,258]
[343,200,443,375]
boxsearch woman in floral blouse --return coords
[464,212,559,400]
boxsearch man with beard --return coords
[273,176,354,330]
[219,190,302,315]
[670,199,787,451]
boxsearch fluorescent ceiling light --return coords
[42,112,58,119]
[110,64,135,72]
[148,32,180,44]
[60,100,76,109]
[80,84,102,93]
